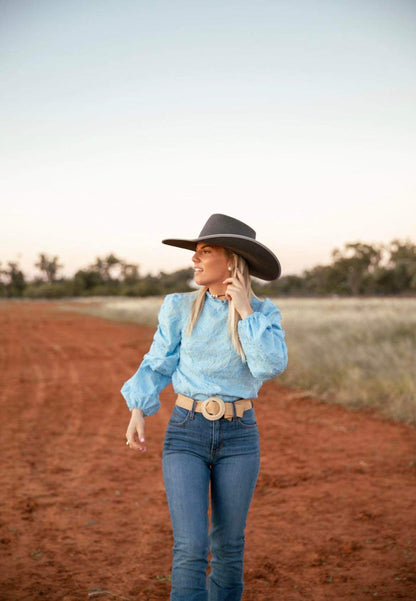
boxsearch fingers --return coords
[126,437,147,452]
[223,268,244,285]
[235,268,244,282]
[223,283,241,301]
[136,418,145,443]
[222,269,253,318]
[126,414,147,452]
[223,270,245,297]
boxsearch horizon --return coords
[3,233,414,281]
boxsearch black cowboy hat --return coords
[162,213,281,281]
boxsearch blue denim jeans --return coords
[162,402,260,601]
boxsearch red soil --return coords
[0,300,415,601]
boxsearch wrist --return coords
[239,307,253,320]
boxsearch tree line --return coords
[0,253,194,299]
[1,239,415,299]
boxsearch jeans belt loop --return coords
[190,398,197,419]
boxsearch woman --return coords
[122,214,287,601]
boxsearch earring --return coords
[228,266,232,271]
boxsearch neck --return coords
[208,286,227,299]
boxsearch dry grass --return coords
[71,296,416,424]
[63,296,164,326]
[275,297,416,424]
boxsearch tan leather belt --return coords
[176,393,253,421]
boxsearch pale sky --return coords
[1,0,415,279]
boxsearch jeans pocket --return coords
[168,405,191,427]
[237,408,258,428]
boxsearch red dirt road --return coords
[0,301,415,601]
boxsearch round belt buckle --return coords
[201,397,225,421]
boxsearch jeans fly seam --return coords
[210,421,215,457]
[210,420,225,458]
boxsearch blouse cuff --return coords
[120,382,161,416]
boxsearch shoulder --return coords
[251,296,282,319]
[159,291,197,322]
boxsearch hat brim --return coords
[162,234,281,281]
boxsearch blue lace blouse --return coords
[121,291,288,416]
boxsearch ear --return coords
[225,251,237,273]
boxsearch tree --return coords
[386,239,416,293]
[156,268,194,294]
[35,253,63,283]
[120,262,140,284]
[389,239,416,264]
[331,242,382,295]
[73,268,105,294]
[2,261,26,296]
[90,254,123,282]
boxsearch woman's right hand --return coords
[126,408,147,452]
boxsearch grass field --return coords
[276,297,416,424]
[73,295,416,424]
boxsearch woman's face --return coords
[192,243,232,289]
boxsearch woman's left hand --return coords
[223,268,253,319]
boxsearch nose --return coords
[192,251,200,264]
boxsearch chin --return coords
[193,275,205,287]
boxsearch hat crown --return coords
[199,214,256,240]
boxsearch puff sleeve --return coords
[237,298,288,381]
[120,294,183,415]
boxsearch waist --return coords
[176,393,253,421]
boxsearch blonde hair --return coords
[186,250,255,361]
